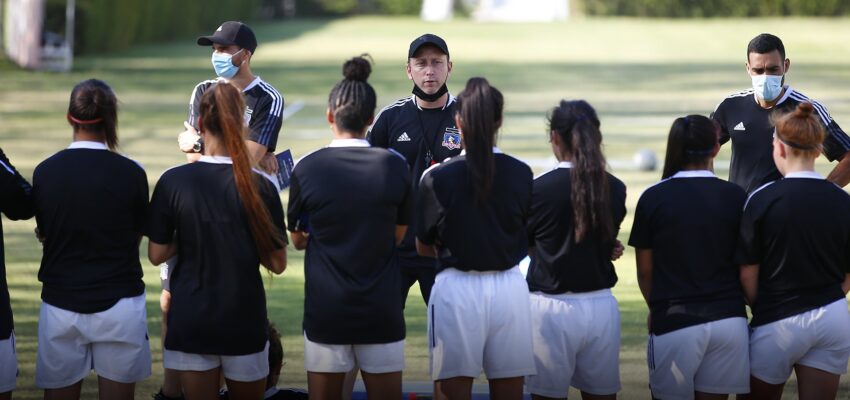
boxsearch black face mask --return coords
[412,83,448,103]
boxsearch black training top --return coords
[711,86,850,193]
[526,163,627,294]
[288,139,411,344]
[736,172,850,327]
[188,77,284,152]
[368,95,461,268]
[629,171,748,335]
[148,156,287,355]
[0,149,35,340]
[417,149,533,273]
[33,142,148,313]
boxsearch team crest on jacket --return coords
[442,128,461,150]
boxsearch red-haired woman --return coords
[148,82,287,400]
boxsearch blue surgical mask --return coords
[211,49,243,79]
[751,74,783,102]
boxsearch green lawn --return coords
[2,16,850,399]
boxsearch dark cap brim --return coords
[410,43,447,57]
[197,36,235,47]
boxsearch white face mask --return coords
[752,74,783,102]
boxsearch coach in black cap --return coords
[197,21,258,54]
[176,21,284,173]
[367,33,460,308]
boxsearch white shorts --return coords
[0,332,16,393]
[35,294,152,388]
[164,341,270,382]
[303,333,404,374]
[750,298,850,384]
[526,290,621,397]
[428,266,535,381]
[648,317,749,398]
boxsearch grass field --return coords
[2,16,850,399]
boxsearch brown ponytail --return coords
[548,100,613,243]
[455,77,503,206]
[199,82,284,256]
[773,102,825,158]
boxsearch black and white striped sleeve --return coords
[813,102,850,161]
[249,81,284,152]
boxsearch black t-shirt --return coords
[712,86,850,193]
[189,77,284,152]
[417,149,533,273]
[0,149,35,340]
[736,173,850,327]
[287,139,411,344]
[368,95,461,268]
[148,156,287,355]
[33,142,148,314]
[629,171,747,335]
[526,163,627,294]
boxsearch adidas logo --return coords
[397,132,411,142]
[733,122,746,131]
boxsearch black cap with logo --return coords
[197,21,258,54]
[408,34,449,59]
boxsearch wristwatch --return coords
[193,138,204,153]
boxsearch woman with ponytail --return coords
[415,77,535,400]
[524,100,626,400]
[148,81,287,400]
[629,115,749,399]
[287,55,410,399]
[32,79,150,399]
[737,102,850,400]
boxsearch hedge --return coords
[294,0,422,16]
[44,0,262,54]
[582,0,850,17]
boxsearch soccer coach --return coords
[712,33,850,193]
[367,34,461,306]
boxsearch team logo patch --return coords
[442,128,461,150]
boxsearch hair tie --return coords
[67,113,103,125]
[686,148,714,156]
[776,136,817,150]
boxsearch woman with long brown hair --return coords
[738,102,850,400]
[525,100,627,400]
[148,81,287,400]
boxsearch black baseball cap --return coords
[408,34,449,59]
[197,21,258,54]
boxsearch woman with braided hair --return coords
[287,55,411,399]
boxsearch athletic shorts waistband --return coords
[532,288,613,300]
